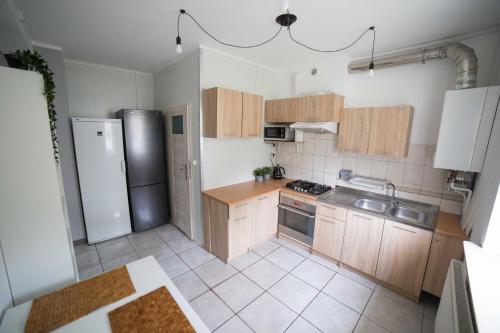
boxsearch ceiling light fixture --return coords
[175,6,376,75]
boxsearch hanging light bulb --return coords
[280,0,290,12]
[369,61,375,77]
[176,36,183,54]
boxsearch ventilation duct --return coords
[348,43,478,89]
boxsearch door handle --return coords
[184,164,188,179]
[278,204,315,218]
[120,160,126,174]
[393,225,416,234]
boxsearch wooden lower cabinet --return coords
[253,192,279,246]
[312,215,345,261]
[422,233,464,297]
[341,210,384,275]
[202,192,279,262]
[375,220,433,298]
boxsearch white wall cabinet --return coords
[0,67,76,308]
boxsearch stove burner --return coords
[286,180,332,196]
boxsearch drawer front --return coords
[279,191,317,206]
[230,201,251,220]
[317,202,347,221]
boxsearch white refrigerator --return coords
[72,118,132,243]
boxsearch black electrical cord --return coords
[177,9,375,56]
[287,25,375,53]
[178,9,283,48]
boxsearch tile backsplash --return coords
[276,132,463,215]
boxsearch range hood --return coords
[290,122,338,134]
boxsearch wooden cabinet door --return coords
[376,220,432,297]
[313,215,345,261]
[242,92,263,137]
[253,192,279,246]
[338,107,372,154]
[218,88,243,138]
[317,94,343,122]
[296,96,318,122]
[422,233,464,297]
[265,98,295,123]
[228,214,252,259]
[341,210,384,275]
[368,106,413,157]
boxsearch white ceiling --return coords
[14,0,500,73]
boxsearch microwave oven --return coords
[264,125,295,141]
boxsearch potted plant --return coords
[253,168,264,182]
[262,166,273,180]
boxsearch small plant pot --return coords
[255,175,264,182]
[264,174,271,181]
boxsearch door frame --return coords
[165,104,195,240]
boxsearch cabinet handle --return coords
[320,218,339,225]
[258,196,269,201]
[393,225,416,234]
[235,217,246,222]
[321,205,337,211]
[353,213,372,221]
[236,203,248,208]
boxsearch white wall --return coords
[0,244,13,321]
[154,50,203,243]
[200,48,292,190]
[65,60,154,118]
[0,0,31,53]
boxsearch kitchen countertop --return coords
[202,178,290,205]
[434,212,467,239]
[318,186,439,231]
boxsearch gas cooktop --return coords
[286,180,332,196]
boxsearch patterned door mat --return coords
[25,266,135,333]
[108,287,195,333]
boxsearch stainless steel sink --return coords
[353,198,389,213]
[388,206,428,224]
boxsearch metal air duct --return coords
[348,43,478,89]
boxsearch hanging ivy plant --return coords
[6,50,59,162]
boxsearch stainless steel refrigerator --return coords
[116,109,168,232]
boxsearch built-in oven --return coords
[264,125,294,142]
[278,195,316,246]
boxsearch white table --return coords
[0,256,209,333]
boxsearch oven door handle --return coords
[279,204,316,218]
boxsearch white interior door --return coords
[165,105,193,239]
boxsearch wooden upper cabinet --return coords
[242,92,263,137]
[338,107,372,154]
[265,93,343,123]
[368,106,413,157]
[341,210,384,276]
[203,87,263,138]
[375,220,432,298]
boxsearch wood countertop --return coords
[434,211,467,240]
[202,179,291,205]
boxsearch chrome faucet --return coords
[384,183,399,207]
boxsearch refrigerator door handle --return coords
[121,160,126,174]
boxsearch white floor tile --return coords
[156,227,186,242]
[309,254,340,272]
[281,241,311,257]
[322,273,372,313]
[242,259,287,290]
[354,316,390,333]
[136,243,175,262]
[213,273,264,312]
[78,264,103,281]
[373,285,423,314]
[214,315,253,333]
[76,249,100,271]
[128,231,164,252]
[97,239,135,263]
[95,236,129,249]
[74,243,96,255]
[190,291,233,331]
[102,253,138,272]
[337,266,377,290]
[158,255,190,278]
[302,293,360,333]
[166,236,198,254]
[229,251,261,271]
[290,259,335,290]
[194,259,238,288]
[363,290,422,333]
[239,293,297,333]
[178,246,215,269]
[172,271,209,301]
[252,240,280,257]
[268,274,319,313]
[286,317,321,333]
[266,247,305,272]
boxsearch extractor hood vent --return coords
[290,122,338,134]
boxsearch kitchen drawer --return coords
[317,202,347,221]
[230,201,251,220]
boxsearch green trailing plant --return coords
[9,50,59,162]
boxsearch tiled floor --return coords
[74,224,439,333]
